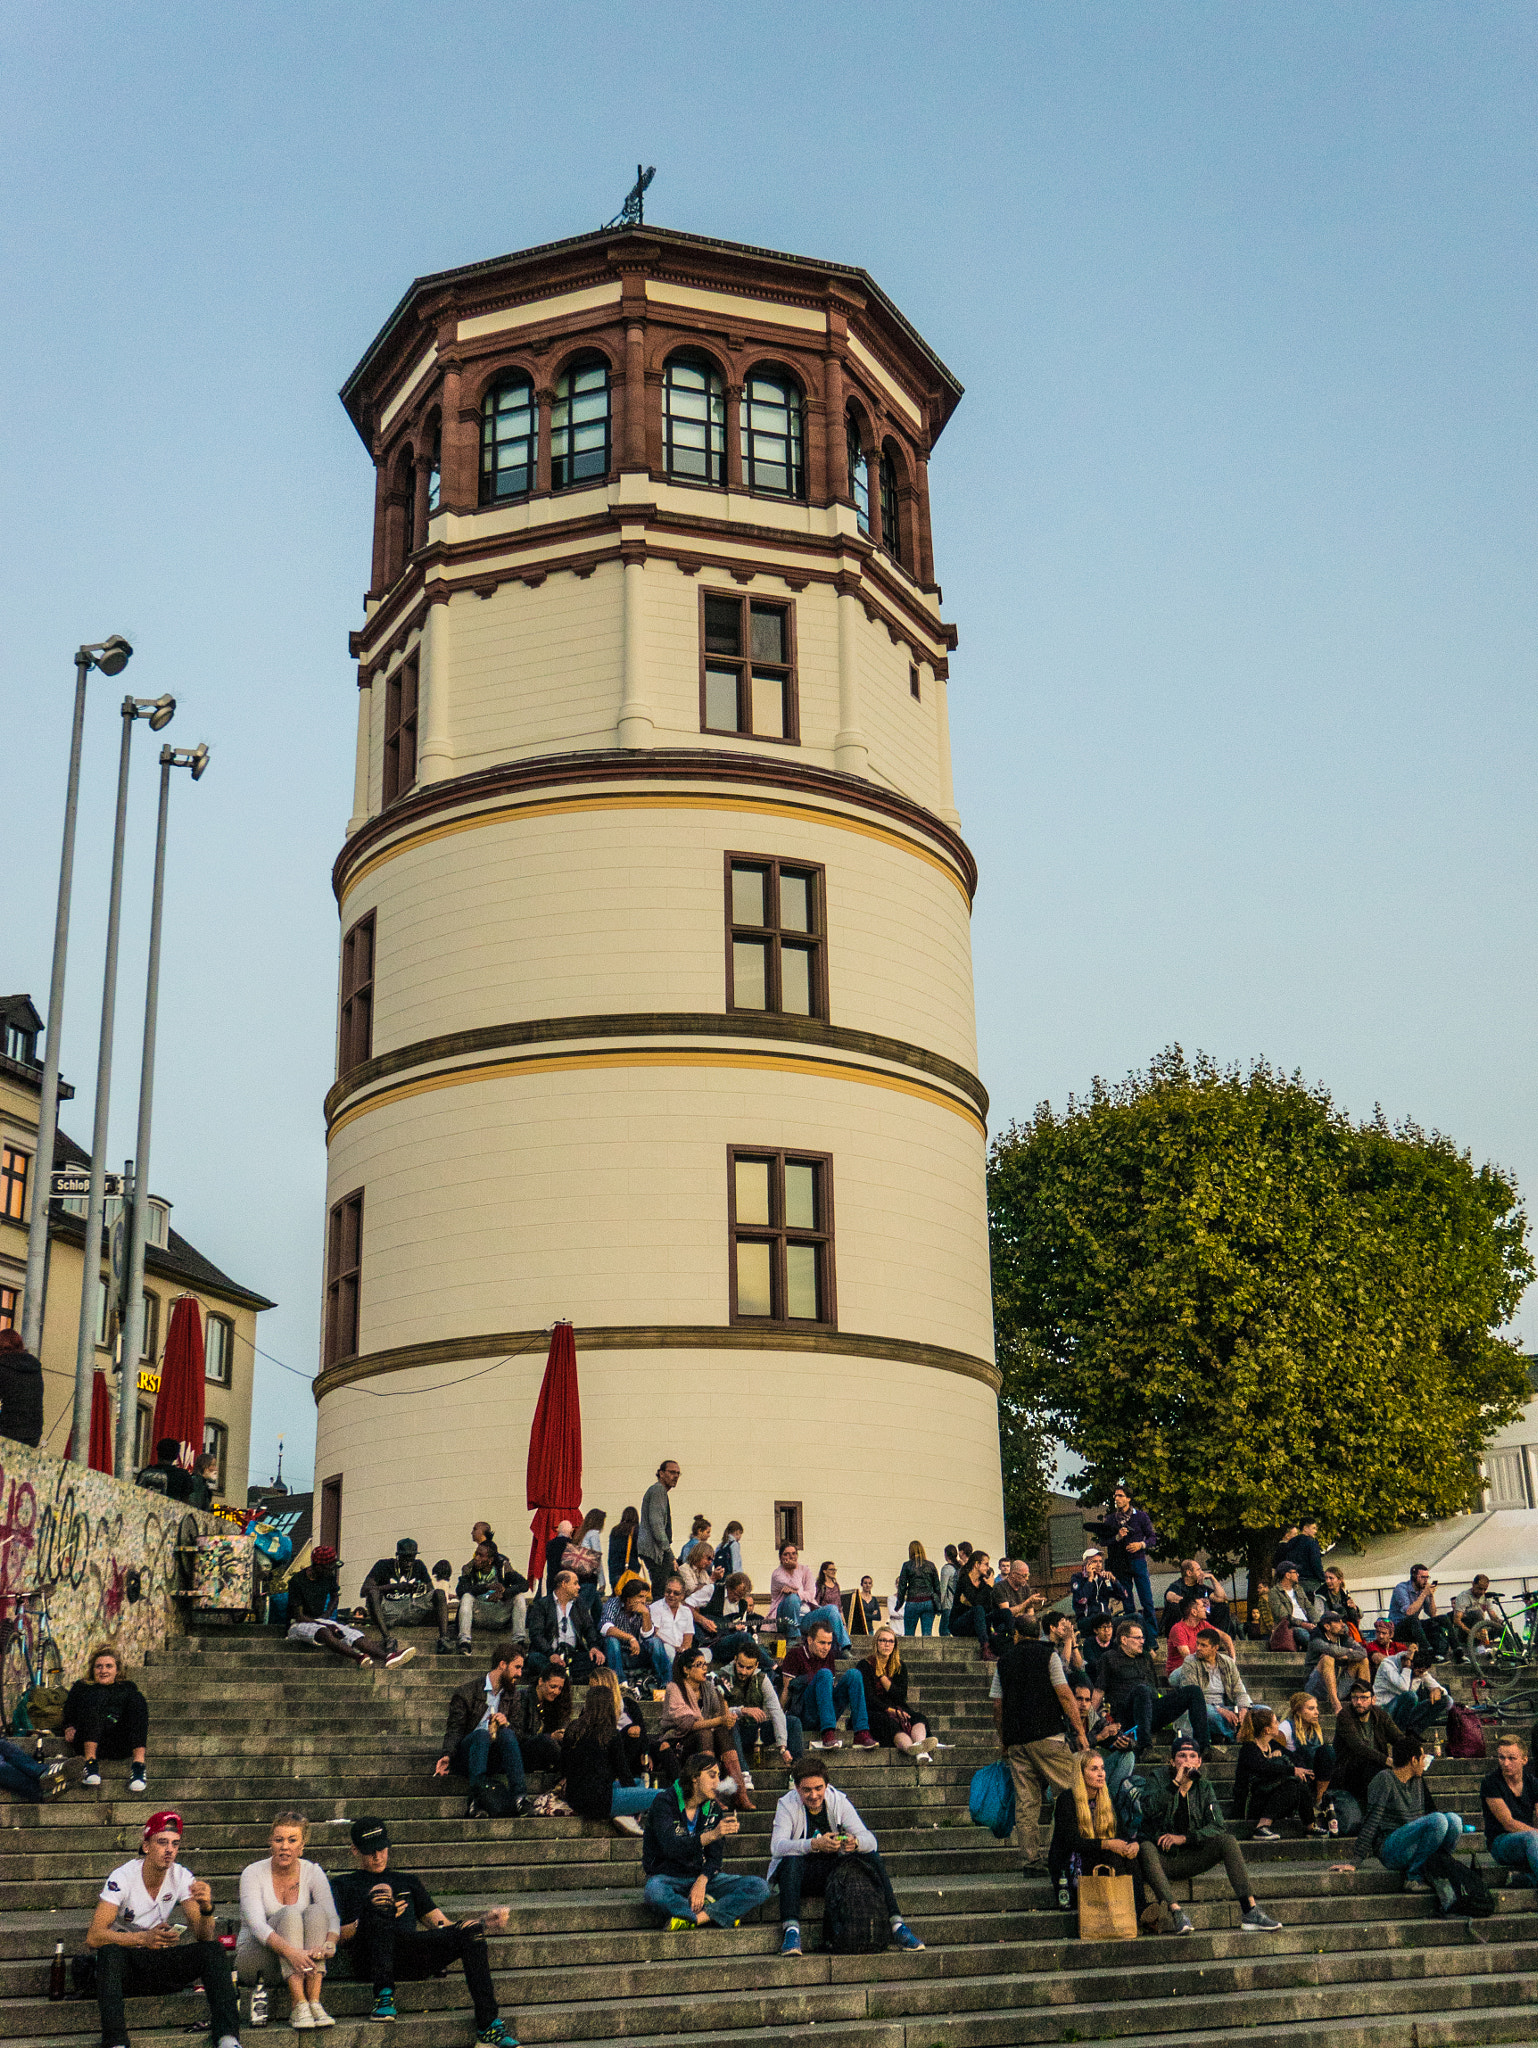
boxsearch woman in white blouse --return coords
[237,1811,340,2029]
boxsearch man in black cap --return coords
[331,1816,516,2041]
[360,1538,454,1656]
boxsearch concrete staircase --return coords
[4,1630,1538,2048]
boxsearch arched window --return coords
[480,377,537,504]
[741,372,804,498]
[551,358,610,489]
[663,357,725,483]
[426,417,441,515]
[847,412,870,534]
[880,447,901,565]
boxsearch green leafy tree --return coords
[988,1049,1533,1605]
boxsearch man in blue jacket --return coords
[640,1753,773,1929]
[1086,1488,1158,1631]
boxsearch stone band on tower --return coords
[317,225,1002,1585]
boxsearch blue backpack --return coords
[968,1760,1016,1839]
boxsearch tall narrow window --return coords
[880,447,902,565]
[205,1312,233,1386]
[726,857,825,1017]
[426,420,442,514]
[0,1286,16,1331]
[700,592,797,742]
[325,1189,364,1366]
[383,662,418,805]
[847,414,870,534]
[550,359,610,488]
[0,1144,28,1222]
[664,357,725,482]
[740,372,804,497]
[480,377,537,503]
[202,1419,228,1496]
[774,1501,804,1551]
[139,1290,159,1364]
[338,911,376,1074]
[320,1473,343,1552]
[728,1149,834,1326]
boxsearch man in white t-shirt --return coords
[650,1575,699,1668]
[86,1810,241,2048]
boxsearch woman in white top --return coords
[236,1811,340,2029]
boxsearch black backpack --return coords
[1424,1844,1497,1919]
[822,1855,888,1954]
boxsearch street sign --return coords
[50,1170,123,1199]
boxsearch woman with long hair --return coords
[609,1506,641,1589]
[949,1551,995,1661]
[855,1626,933,1756]
[1318,1566,1364,1639]
[560,1671,660,1837]
[573,1508,607,1600]
[896,1541,942,1637]
[815,1560,841,1612]
[1233,1707,1316,1838]
[236,1811,340,2027]
[658,1647,750,1810]
[1278,1691,1337,1835]
[1047,1749,1144,1916]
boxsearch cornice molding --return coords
[314,1322,1000,1403]
[323,1010,988,1129]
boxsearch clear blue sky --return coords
[3,4,1533,1490]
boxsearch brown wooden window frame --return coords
[0,1143,28,1223]
[723,854,827,1020]
[139,1289,159,1364]
[205,1311,234,1386]
[698,589,799,745]
[320,1473,343,1552]
[774,1500,804,1551]
[339,910,376,1076]
[324,1188,364,1367]
[727,1147,836,1330]
[909,664,921,701]
[382,659,418,806]
[879,445,902,566]
[0,1285,16,1332]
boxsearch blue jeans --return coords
[797,1667,869,1736]
[1490,1831,1538,1883]
[642,1871,773,1927]
[611,1783,660,1818]
[0,1741,45,1804]
[952,1601,990,1651]
[775,1848,899,1924]
[1386,1692,1445,1740]
[776,1597,852,1651]
[939,1603,952,1635]
[1115,1555,1158,1630]
[1379,1810,1464,1879]
[604,1635,672,1687]
[904,1600,935,1636]
[711,1630,763,1664]
[454,1726,526,1799]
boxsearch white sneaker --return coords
[82,1766,102,1789]
[741,1770,755,1791]
[290,2000,315,2029]
[307,2002,335,2028]
[612,1814,644,1836]
[127,1772,147,1795]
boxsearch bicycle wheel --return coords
[1494,1690,1538,1723]
[0,1631,33,1736]
[36,1636,64,1697]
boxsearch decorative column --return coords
[822,351,846,505]
[417,588,454,782]
[369,454,389,596]
[534,387,553,495]
[624,320,646,471]
[933,671,960,826]
[725,383,744,490]
[833,572,869,777]
[412,454,433,555]
[617,545,654,748]
[348,673,373,834]
[914,451,936,585]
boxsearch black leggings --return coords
[1249,1777,1313,1828]
[70,1690,148,1759]
[346,1911,498,2028]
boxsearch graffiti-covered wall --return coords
[0,1439,249,1680]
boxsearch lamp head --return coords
[188,743,209,780]
[146,694,176,731]
[93,635,134,677]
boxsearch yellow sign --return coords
[136,1368,161,1395]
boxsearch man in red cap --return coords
[285,1546,414,1667]
[85,1810,241,2048]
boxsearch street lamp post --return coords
[20,637,133,1357]
[69,691,175,1467]
[116,743,208,1480]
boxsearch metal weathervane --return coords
[605,164,656,229]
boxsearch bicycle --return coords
[1474,1595,1538,1677]
[0,1584,66,1736]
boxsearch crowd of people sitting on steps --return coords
[10,1462,1536,2048]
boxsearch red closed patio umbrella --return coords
[151,1295,206,1471]
[525,1321,582,1583]
[65,1369,115,1475]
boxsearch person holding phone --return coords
[330,1817,514,2039]
[86,1811,242,2048]
[767,1755,924,1957]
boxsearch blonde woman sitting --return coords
[1046,1748,1145,1919]
[855,1628,934,1757]
[237,1811,340,2029]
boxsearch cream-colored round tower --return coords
[315,225,1002,1591]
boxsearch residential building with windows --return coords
[0,991,273,1495]
[315,225,1001,1584]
